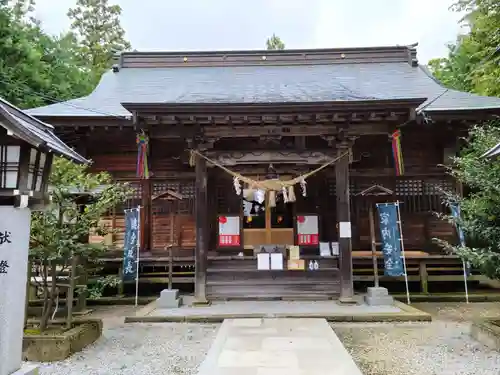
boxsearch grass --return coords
[24,325,70,336]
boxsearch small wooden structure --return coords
[27,45,500,301]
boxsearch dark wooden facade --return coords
[28,45,500,301]
[56,103,463,301]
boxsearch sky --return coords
[33,0,466,64]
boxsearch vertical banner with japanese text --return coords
[450,202,470,276]
[450,203,465,246]
[122,208,139,282]
[450,202,471,299]
[376,203,405,276]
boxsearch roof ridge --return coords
[116,44,419,69]
[121,44,417,55]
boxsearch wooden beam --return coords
[336,143,355,303]
[205,150,336,165]
[194,152,209,304]
[150,123,392,139]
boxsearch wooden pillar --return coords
[194,153,209,304]
[141,179,151,253]
[336,145,354,303]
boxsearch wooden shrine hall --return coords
[28,44,500,302]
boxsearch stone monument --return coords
[0,96,88,375]
[0,207,39,375]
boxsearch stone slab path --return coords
[197,318,363,375]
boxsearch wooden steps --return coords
[206,256,341,300]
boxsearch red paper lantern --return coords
[219,216,227,224]
[297,216,305,223]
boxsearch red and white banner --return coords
[218,215,241,246]
[296,215,319,245]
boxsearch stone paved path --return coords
[151,298,401,318]
[197,318,363,375]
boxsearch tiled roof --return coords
[0,97,89,163]
[26,46,500,118]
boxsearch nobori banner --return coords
[376,203,404,277]
[122,208,139,282]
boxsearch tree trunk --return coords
[39,261,57,332]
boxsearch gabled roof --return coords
[26,44,500,118]
[0,97,89,163]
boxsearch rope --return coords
[189,149,350,190]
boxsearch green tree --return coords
[436,120,500,280]
[68,0,131,83]
[266,33,285,50]
[0,1,93,108]
[428,0,500,96]
[7,0,35,21]
[29,158,129,331]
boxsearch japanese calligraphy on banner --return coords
[450,203,471,276]
[218,216,240,246]
[376,203,405,276]
[122,208,139,282]
[450,203,465,246]
[296,215,319,245]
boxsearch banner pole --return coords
[462,260,469,304]
[135,206,141,308]
[453,203,470,304]
[396,201,411,304]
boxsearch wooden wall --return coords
[84,126,457,254]
[86,133,197,252]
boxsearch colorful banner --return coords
[123,208,139,281]
[392,130,404,176]
[376,203,405,276]
[136,133,150,179]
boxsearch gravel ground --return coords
[332,302,500,375]
[34,306,219,375]
[28,302,500,375]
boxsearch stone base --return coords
[471,320,500,350]
[23,319,102,362]
[364,287,395,306]
[11,364,40,375]
[157,289,181,308]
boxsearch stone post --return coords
[0,206,39,375]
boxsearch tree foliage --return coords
[428,0,500,279]
[266,33,285,50]
[436,121,500,280]
[428,0,500,96]
[68,0,131,84]
[0,1,94,108]
[0,0,131,108]
[29,158,129,330]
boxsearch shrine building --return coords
[27,44,500,302]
